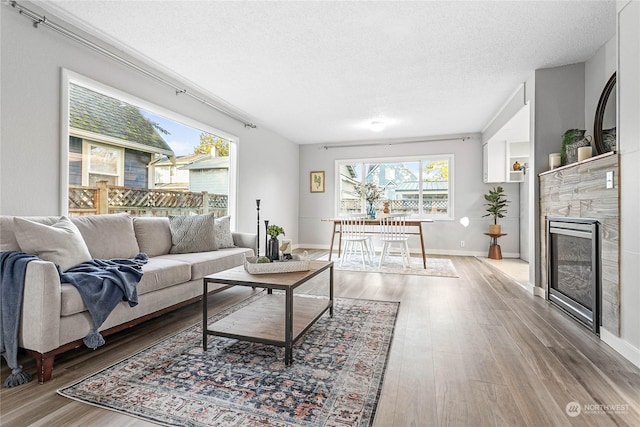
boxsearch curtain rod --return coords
[322,136,471,150]
[9,0,257,129]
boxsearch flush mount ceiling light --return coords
[370,121,385,132]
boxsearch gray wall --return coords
[0,3,300,243]
[532,63,586,288]
[298,135,521,257]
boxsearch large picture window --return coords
[62,70,237,222]
[336,155,454,220]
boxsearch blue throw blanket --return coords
[1,251,148,387]
[1,251,38,387]
[58,253,148,349]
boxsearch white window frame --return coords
[334,154,455,220]
[61,70,239,227]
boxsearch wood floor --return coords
[2,254,639,426]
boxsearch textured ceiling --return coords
[37,1,616,144]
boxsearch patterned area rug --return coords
[58,294,399,426]
[319,254,459,277]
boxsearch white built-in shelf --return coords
[506,141,529,183]
[509,170,524,182]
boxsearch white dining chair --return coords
[340,214,373,267]
[378,214,411,268]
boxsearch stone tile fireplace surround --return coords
[539,152,620,335]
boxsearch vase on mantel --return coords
[367,201,376,219]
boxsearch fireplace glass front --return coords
[547,217,600,334]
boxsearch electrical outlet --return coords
[606,171,614,189]
[460,241,465,248]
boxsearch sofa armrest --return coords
[19,260,61,353]
[232,232,257,253]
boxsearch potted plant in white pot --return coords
[483,186,509,234]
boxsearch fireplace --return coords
[546,217,600,334]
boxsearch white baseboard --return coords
[533,286,547,298]
[600,328,640,369]
[427,248,486,257]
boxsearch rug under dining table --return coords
[319,254,459,277]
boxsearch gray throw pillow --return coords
[169,213,217,254]
[13,216,92,272]
[133,216,172,257]
[214,216,235,249]
[71,213,139,259]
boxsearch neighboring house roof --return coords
[180,156,229,170]
[396,181,449,192]
[151,153,210,167]
[69,84,174,154]
[340,164,358,179]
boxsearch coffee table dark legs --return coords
[329,265,334,317]
[285,289,293,365]
[202,279,208,351]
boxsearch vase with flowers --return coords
[266,224,285,261]
[356,183,384,219]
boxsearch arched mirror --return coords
[593,72,616,155]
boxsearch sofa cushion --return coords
[60,257,192,316]
[133,216,172,257]
[157,247,254,281]
[168,213,217,254]
[71,213,140,259]
[137,257,192,295]
[13,216,92,272]
[214,216,235,249]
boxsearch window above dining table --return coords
[335,154,454,220]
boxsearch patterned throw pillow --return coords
[214,216,235,249]
[168,213,217,254]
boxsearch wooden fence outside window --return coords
[340,198,448,214]
[68,180,228,217]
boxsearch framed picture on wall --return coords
[310,171,325,193]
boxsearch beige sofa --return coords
[0,213,256,383]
